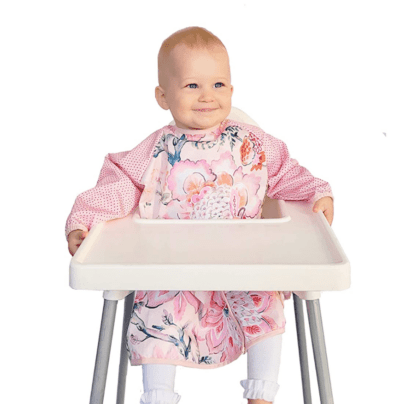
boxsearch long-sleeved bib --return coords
[66,119,333,368]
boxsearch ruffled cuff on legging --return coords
[240,379,280,402]
[139,389,181,404]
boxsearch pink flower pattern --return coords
[126,121,288,368]
[161,152,263,220]
[200,292,242,361]
[65,118,333,368]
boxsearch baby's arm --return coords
[66,128,165,255]
[65,151,143,255]
[264,133,334,225]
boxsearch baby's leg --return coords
[140,364,181,404]
[240,334,283,404]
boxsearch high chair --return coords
[70,107,350,404]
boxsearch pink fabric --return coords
[65,127,165,237]
[128,291,286,369]
[66,119,333,369]
[66,120,332,238]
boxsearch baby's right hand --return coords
[68,230,88,256]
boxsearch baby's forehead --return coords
[159,44,230,86]
[170,45,229,70]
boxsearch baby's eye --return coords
[215,82,224,88]
[187,83,198,89]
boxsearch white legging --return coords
[140,334,282,404]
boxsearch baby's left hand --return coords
[313,196,334,226]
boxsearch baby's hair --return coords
[158,26,227,87]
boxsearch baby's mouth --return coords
[194,108,217,112]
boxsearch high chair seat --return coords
[70,107,350,404]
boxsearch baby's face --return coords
[156,45,233,130]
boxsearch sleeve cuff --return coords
[66,225,88,241]
[312,191,334,204]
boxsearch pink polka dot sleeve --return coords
[236,122,333,203]
[264,133,333,202]
[65,128,165,240]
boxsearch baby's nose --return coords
[199,88,214,101]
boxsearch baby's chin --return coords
[173,110,230,130]
[189,114,230,130]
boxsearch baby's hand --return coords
[68,229,88,256]
[312,196,334,226]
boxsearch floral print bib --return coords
[139,119,269,220]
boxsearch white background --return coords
[1,0,399,403]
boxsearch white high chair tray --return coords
[70,198,350,292]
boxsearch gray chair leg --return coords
[293,294,313,404]
[116,292,136,404]
[90,299,118,404]
[306,299,334,404]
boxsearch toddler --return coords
[67,27,334,404]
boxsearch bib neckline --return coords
[168,120,229,142]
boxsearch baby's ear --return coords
[155,86,169,110]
